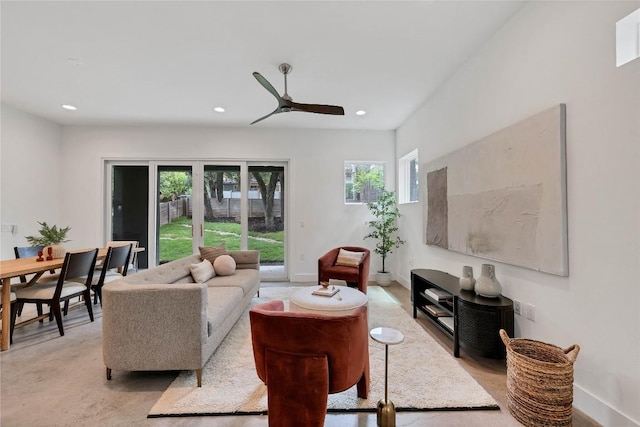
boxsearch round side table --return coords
[290,285,367,315]
[370,326,404,427]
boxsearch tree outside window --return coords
[345,162,385,204]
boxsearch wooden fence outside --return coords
[159,196,282,226]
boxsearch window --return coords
[616,8,640,67]
[398,149,419,204]
[344,162,385,204]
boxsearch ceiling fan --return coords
[251,63,345,125]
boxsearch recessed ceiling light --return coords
[61,104,77,111]
[214,107,225,113]
[356,110,366,116]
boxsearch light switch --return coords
[1,224,16,233]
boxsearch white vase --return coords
[475,264,502,298]
[376,272,392,286]
[459,265,476,291]
[44,244,66,259]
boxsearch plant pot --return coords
[44,244,66,259]
[376,271,392,286]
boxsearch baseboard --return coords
[574,384,639,426]
[396,272,411,289]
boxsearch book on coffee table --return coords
[312,287,340,297]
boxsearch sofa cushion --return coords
[120,254,201,285]
[213,254,236,276]
[205,269,259,296]
[190,259,216,283]
[199,244,227,264]
[335,248,364,267]
[206,287,243,336]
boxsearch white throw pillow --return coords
[190,259,216,283]
[213,254,236,276]
[335,248,364,267]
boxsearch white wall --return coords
[394,1,639,426]
[3,1,638,424]
[0,104,63,258]
[59,125,394,281]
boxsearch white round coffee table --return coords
[290,285,368,315]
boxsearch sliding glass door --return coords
[248,165,285,279]
[202,165,242,250]
[156,165,194,264]
[107,160,287,279]
[109,164,149,269]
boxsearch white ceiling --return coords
[1,1,526,131]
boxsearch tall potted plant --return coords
[25,221,71,259]
[364,189,405,286]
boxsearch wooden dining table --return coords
[0,247,108,351]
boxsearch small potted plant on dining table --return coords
[25,221,71,259]
[364,189,405,286]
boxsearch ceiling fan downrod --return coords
[279,63,292,102]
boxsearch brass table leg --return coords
[377,344,396,427]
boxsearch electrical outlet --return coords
[300,253,305,261]
[513,299,521,316]
[408,258,414,268]
[525,304,536,321]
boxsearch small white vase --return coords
[376,272,392,286]
[475,264,502,298]
[459,265,476,291]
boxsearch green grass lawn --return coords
[159,217,284,264]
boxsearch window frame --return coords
[398,149,419,204]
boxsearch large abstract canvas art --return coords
[424,104,568,276]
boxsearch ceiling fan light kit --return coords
[251,63,345,125]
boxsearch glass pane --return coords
[112,165,149,269]
[345,162,384,203]
[158,166,193,264]
[247,166,285,274]
[203,165,241,250]
[410,157,419,202]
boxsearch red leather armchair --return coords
[318,246,370,294]
[249,300,370,427]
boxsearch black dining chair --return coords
[102,240,139,273]
[13,245,58,317]
[11,248,98,339]
[76,244,132,305]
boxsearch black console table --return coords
[411,268,514,359]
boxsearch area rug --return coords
[148,286,499,417]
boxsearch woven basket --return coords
[499,329,580,427]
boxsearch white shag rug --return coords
[148,286,498,417]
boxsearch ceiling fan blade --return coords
[250,107,282,125]
[290,101,345,116]
[253,72,283,103]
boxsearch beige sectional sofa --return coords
[102,250,260,387]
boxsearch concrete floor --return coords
[1,282,598,426]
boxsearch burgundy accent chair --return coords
[318,246,370,294]
[249,300,370,427]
